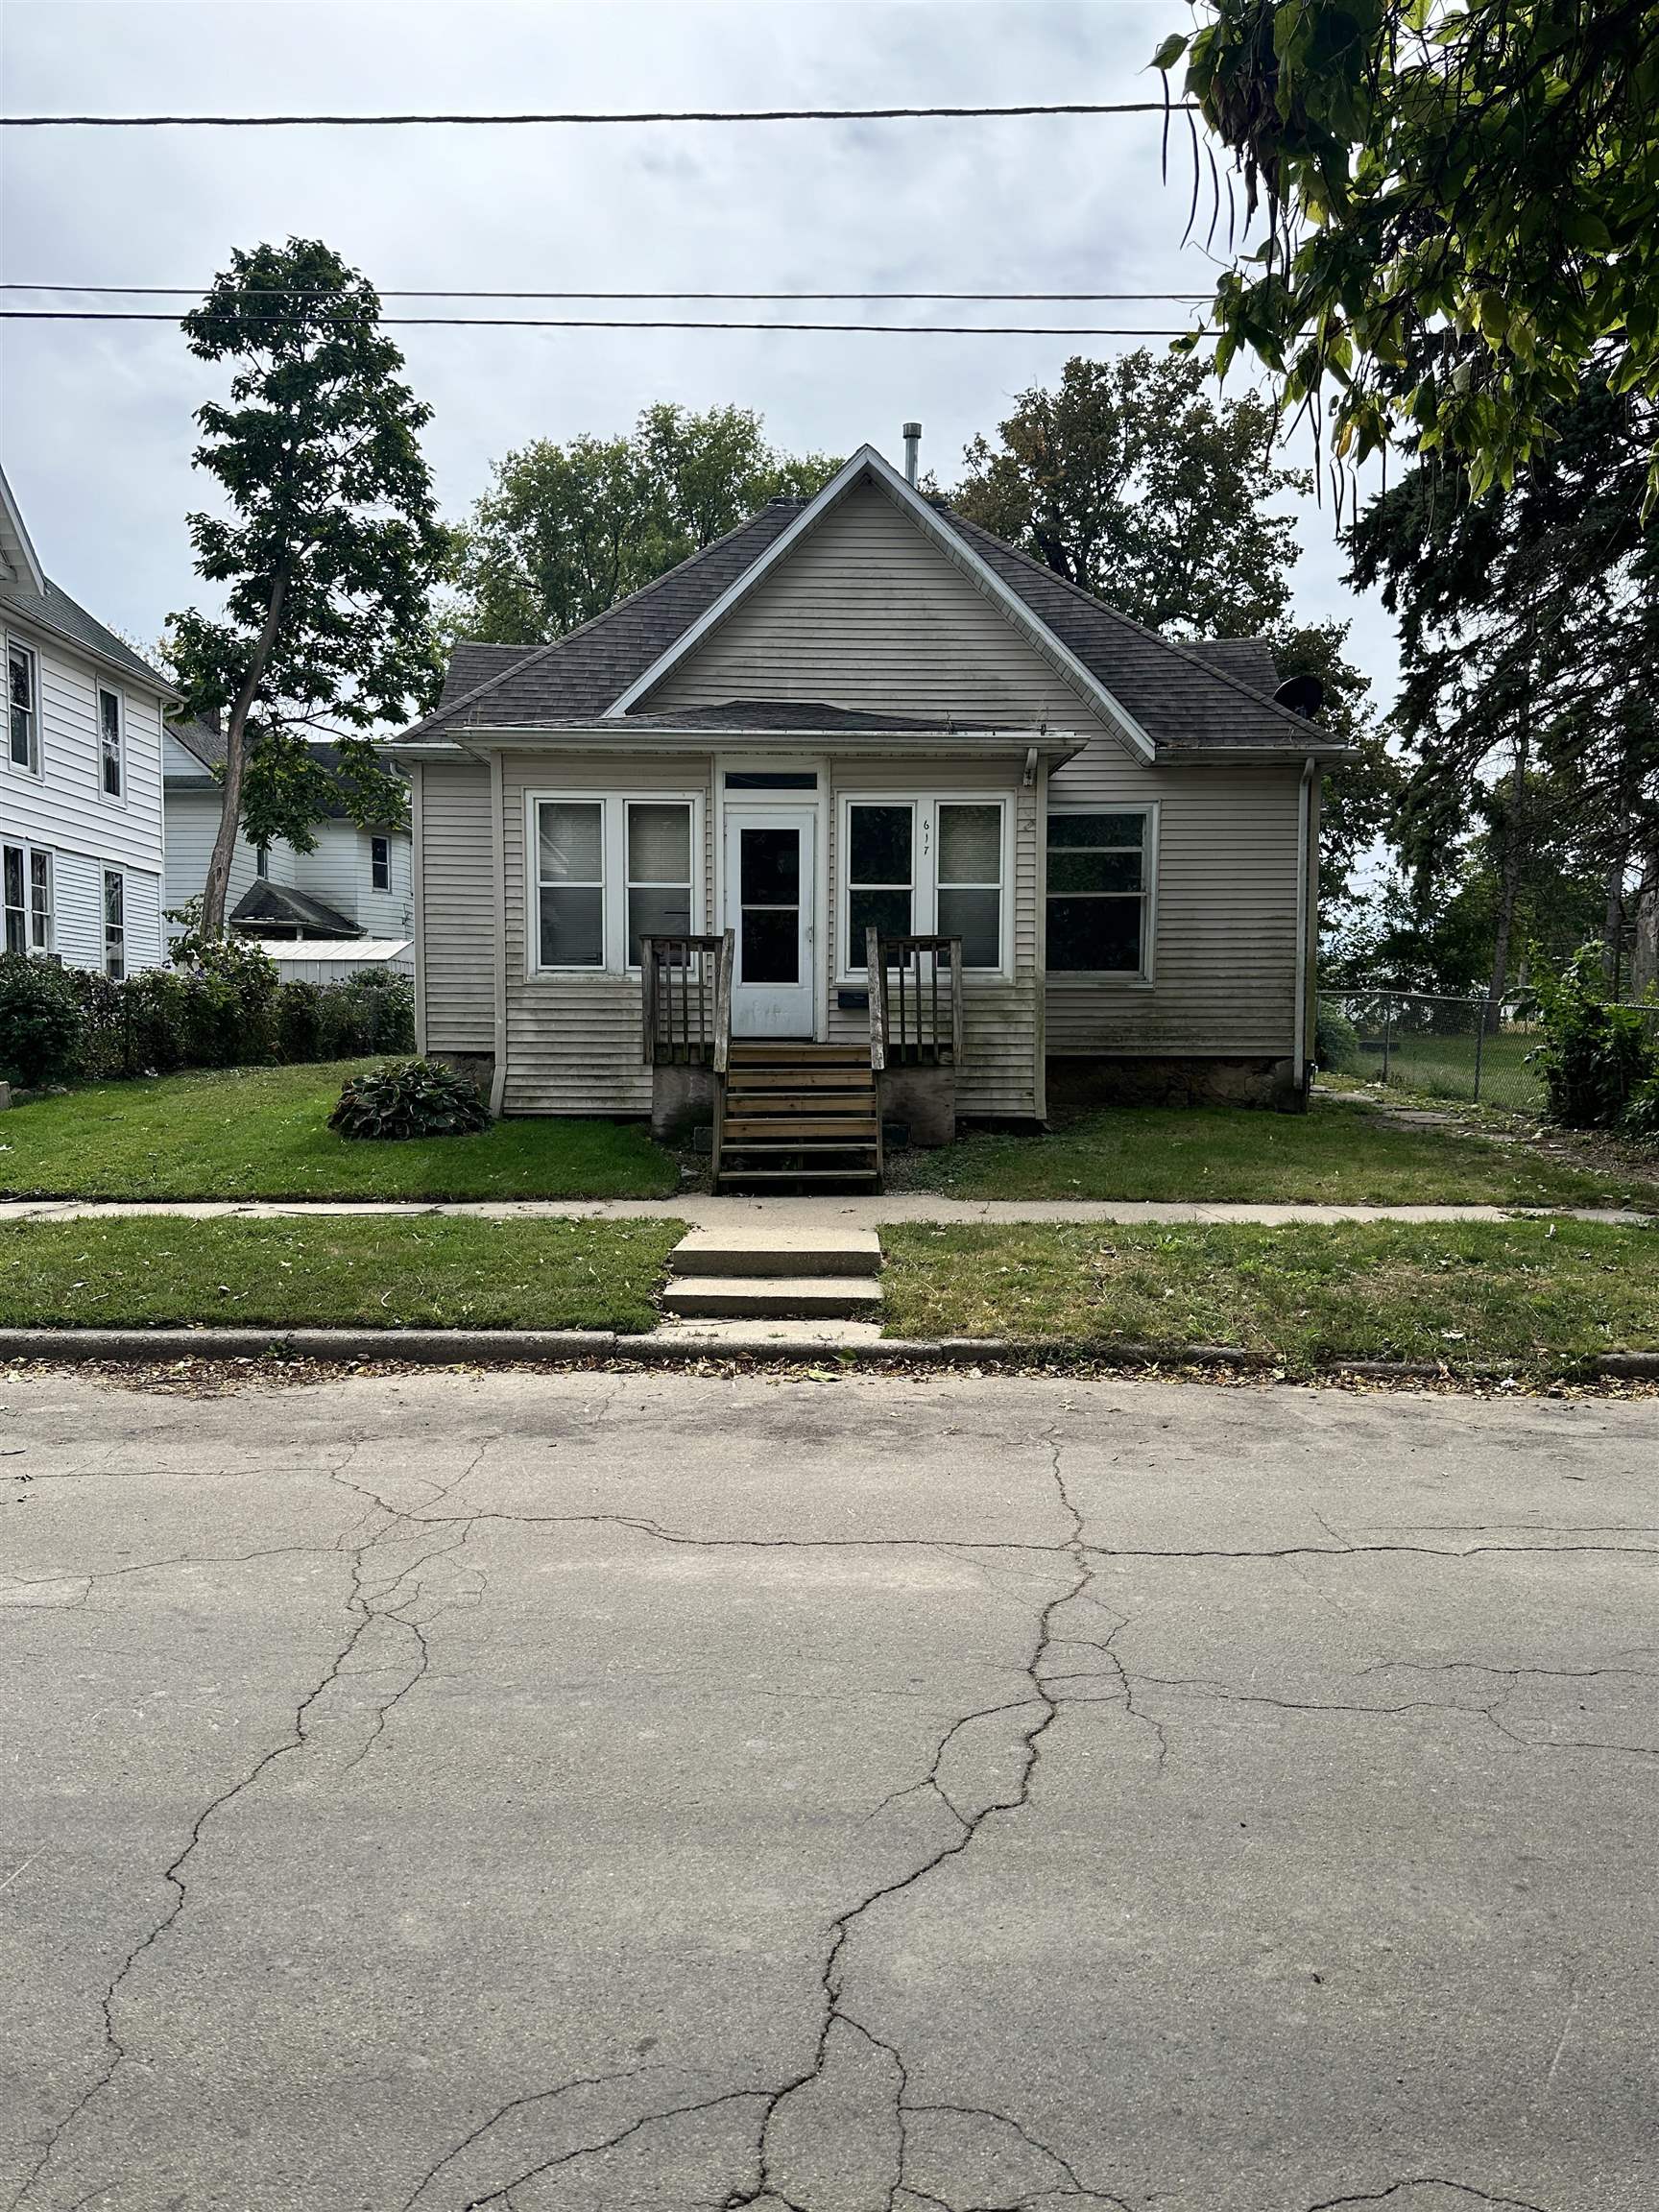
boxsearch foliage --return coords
[0,954,86,1089]
[1622,1074,1659,1144]
[275,971,414,1063]
[328,1056,493,1142]
[1312,999,1360,1072]
[1155,0,1659,502]
[1530,944,1658,1127]
[169,238,445,926]
[953,349,1305,635]
[455,403,842,643]
[0,1062,681,1202]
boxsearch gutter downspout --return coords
[489,751,509,1118]
[1293,754,1316,1094]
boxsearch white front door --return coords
[724,805,817,1037]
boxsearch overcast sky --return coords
[1,0,1399,709]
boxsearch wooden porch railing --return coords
[865,928,963,1070]
[641,930,734,1070]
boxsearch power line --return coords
[0,309,1206,335]
[0,99,1195,129]
[2,283,1216,303]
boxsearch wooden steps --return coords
[715,1042,882,1190]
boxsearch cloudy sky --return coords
[2,0,1398,706]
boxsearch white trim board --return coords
[602,445,1159,765]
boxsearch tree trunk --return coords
[1486,735,1528,1027]
[1633,846,1659,1003]
[199,569,290,937]
[1602,852,1627,991]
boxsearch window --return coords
[1046,809,1153,975]
[370,833,391,892]
[3,846,24,955]
[536,800,604,968]
[97,685,124,798]
[103,869,125,980]
[8,640,38,774]
[3,844,52,955]
[625,801,692,967]
[936,803,1003,969]
[255,844,270,881]
[846,803,913,970]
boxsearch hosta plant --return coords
[328,1057,491,1142]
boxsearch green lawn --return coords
[879,1219,1659,1377]
[902,1099,1651,1211]
[0,1063,682,1201]
[0,1216,685,1333]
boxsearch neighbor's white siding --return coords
[2,610,169,974]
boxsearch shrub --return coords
[1622,1075,1659,1146]
[0,953,86,1088]
[317,968,414,1058]
[328,1057,491,1141]
[1314,1001,1362,1073]
[275,980,325,1064]
[167,931,278,1067]
[1530,944,1657,1128]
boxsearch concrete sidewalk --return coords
[1,1192,1651,1227]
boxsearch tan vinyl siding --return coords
[500,752,714,1116]
[420,759,493,1052]
[826,757,1040,1118]
[648,479,1094,727]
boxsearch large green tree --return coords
[1155,0,1659,500]
[170,238,445,935]
[455,404,841,643]
[953,350,1384,934]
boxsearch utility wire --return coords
[2,283,1216,302]
[0,309,1205,334]
[0,99,1195,128]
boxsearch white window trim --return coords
[523,789,704,979]
[1044,800,1160,987]
[103,866,127,980]
[836,791,1013,983]
[2,839,55,956]
[6,636,42,781]
[96,683,126,805]
[369,832,392,892]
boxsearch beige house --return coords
[394,442,1349,1186]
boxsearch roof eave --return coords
[429,721,1087,765]
[3,593,180,700]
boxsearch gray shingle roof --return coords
[621,699,996,734]
[230,881,360,935]
[439,641,538,709]
[405,481,1334,757]
[165,721,404,823]
[0,574,174,692]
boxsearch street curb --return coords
[3,1327,1657,1383]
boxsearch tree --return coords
[169,238,446,935]
[954,350,1304,635]
[953,351,1381,936]
[1155,0,1659,501]
[455,404,841,643]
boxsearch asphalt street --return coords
[2,1368,1655,2212]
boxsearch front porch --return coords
[642,927,962,1190]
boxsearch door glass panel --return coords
[740,826,799,904]
[938,805,1000,883]
[938,886,1001,968]
[742,906,799,983]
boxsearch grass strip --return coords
[0,1216,685,1334]
[0,1062,683,1201]
[879,1220,1659,1378]
[902,1100,1651,1211]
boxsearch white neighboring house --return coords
[162,719,413,960]
[1,464,174,978]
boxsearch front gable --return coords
[613,451,1156,761]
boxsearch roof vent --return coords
[1273,672,1325,719]
[902,421,922,486]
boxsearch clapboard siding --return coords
[500,752,714,1116]
[650,479,1091,726]
[420,760,494,1053]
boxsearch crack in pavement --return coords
[1302,2179,1554,2211]
[7,1435,501,2211]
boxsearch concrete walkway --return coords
[0,1193,1650,1227]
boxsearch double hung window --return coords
[1046,810,1153,975]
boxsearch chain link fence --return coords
[1316,988,1659,1115]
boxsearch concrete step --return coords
[672,1227,881,1279]
[661,1275,884,1320]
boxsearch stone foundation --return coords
[1046,1055,1308,1114]
[429,1051,495,1099]
[651,1063,716,1143]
